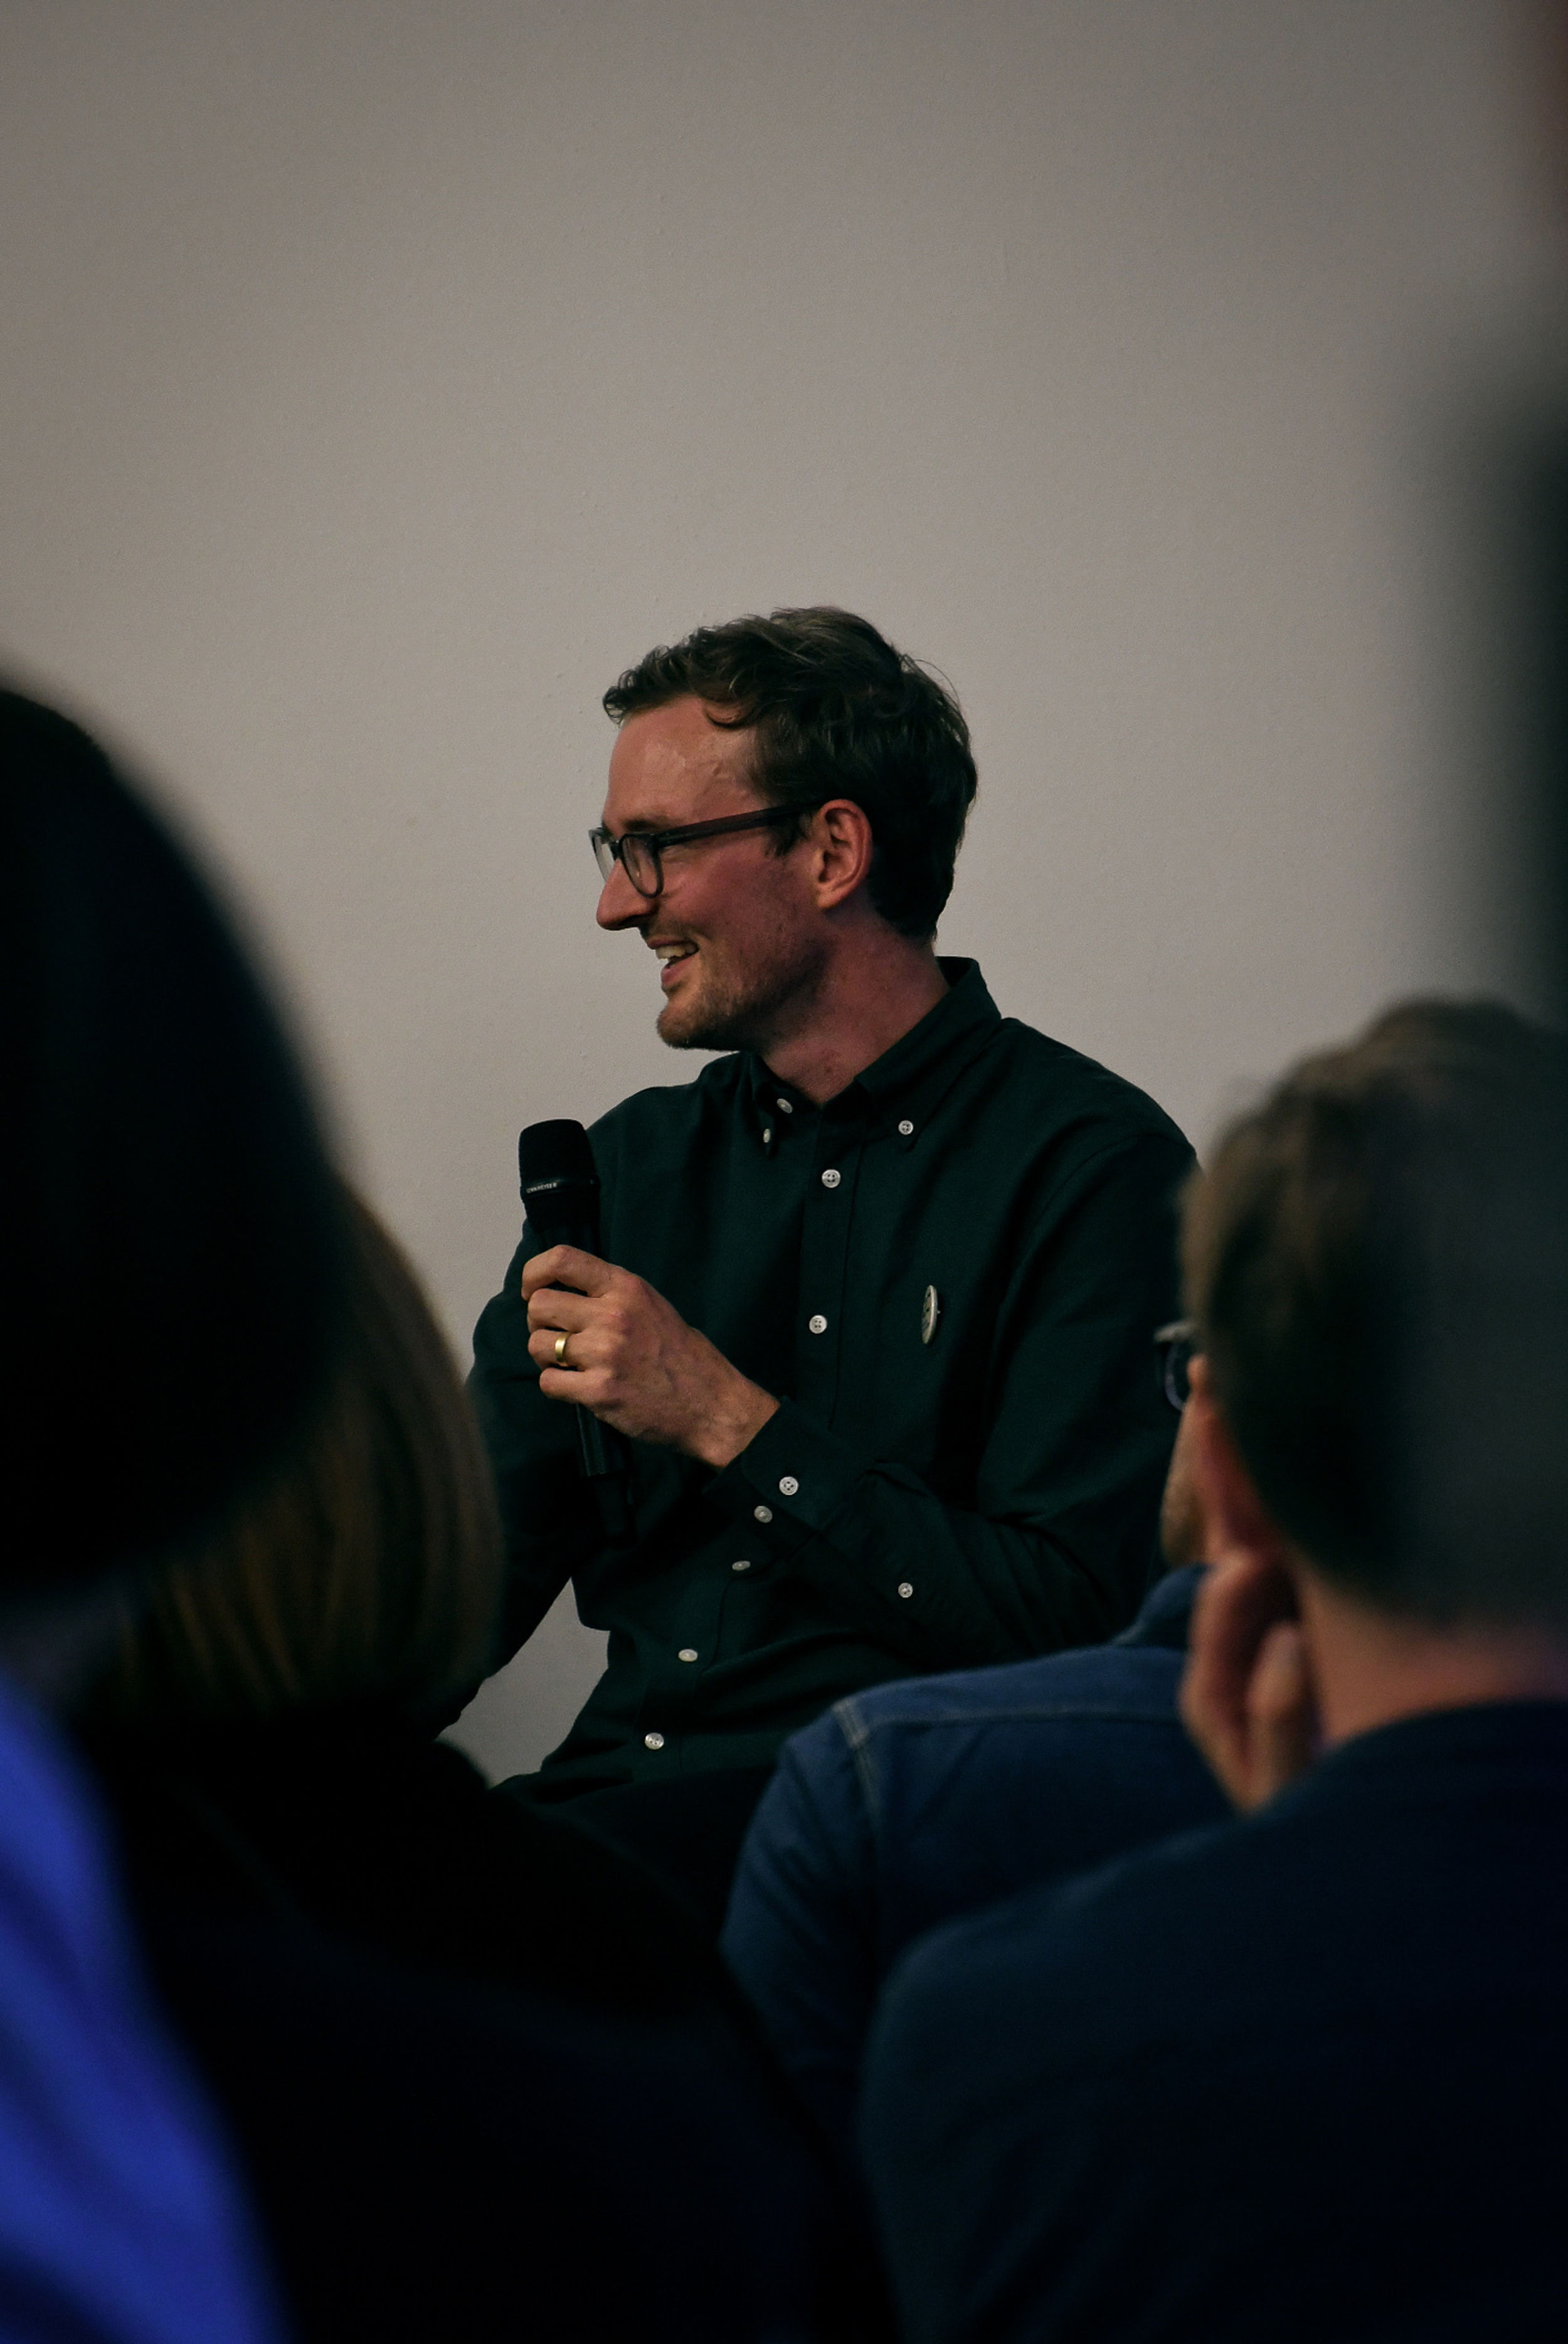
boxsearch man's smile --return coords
[650,939,698,985]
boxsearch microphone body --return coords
[518,1119,636,1546]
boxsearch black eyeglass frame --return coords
[589,803,821,899]
[1154,1318,1199,1414]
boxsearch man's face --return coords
[596,696,829,1053]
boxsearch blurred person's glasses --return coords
[590,805,818,899]
[1155,1320,1198,1413]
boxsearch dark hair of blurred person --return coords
[602,605,977,940]
[0,685,348,2344]
[1185,996,1568,1628]
[861,997,1568,2344]
[1,692,343,1650]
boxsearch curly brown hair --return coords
[604,607,977,941]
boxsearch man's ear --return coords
[807,800,875,911]
[1186,1358,1291,1571]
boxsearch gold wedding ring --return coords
[553,1332,571,1368]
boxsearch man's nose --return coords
[596,857,655,930]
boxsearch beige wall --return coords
[2,1,1555,1776]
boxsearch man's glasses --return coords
[1155,1319,1199,1414]
[590,805,816,899]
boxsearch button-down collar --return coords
[743,960,999,1149]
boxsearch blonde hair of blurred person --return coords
[78,1186,744,2037]
[88,1192,501,1734]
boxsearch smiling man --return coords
[470,608,1193,1912]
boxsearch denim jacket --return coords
[722,1567,1226,2156]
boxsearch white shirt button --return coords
[762,1126,772,1145]
[731,1558,751,1572]
[644,1731,665,1749]
[808,1313,827,1334]
[820,1167,842,1189]
[776,1097,793,1113]
[898,1118,914,1137]
[778,1475,800,1497]
[677,1648,699,1663]
[897,1581,914,1599]
[753,1504,773,1524]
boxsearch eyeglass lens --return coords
[1160,1335,1195,1413]
[592,832,660,895]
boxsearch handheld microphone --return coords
[518,1118,635,1547]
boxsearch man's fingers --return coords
[524,1288,592,1338]
[528,1327,593,1375]
[1180,1569,1254,1798]
[1205,1552,1297,1691]
[1182,1556,1281,1742]
[1248,1620,1317,1800]
[1180,1552,1302,1811]
[1248,1618,1310,1730]
[519,1244,614,1303]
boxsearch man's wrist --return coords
[687,1377,779,1472]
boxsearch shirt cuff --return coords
[706,1399,866,1548]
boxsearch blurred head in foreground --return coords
[89,1191,503,1730]
[0,688,342,1680]
[1185,997,1568,1627]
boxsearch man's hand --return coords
[522,1245,779,1470]
[1180,1551,1318,1811]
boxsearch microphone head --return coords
[518,1117,597,1194]
[518,1118,601,1251]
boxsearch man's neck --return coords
[760,923,951,1105]
[1299,1567,1568,1749]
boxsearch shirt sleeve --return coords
[720,1710,880,2170]
[468,1234,603,1658]
[706,1128,1191,1665]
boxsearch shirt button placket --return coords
[800,1123,856,1416]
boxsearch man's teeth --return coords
[654,944,696,963]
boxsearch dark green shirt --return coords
[470,962,1194,1788]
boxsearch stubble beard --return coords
[655,932,829,1056]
